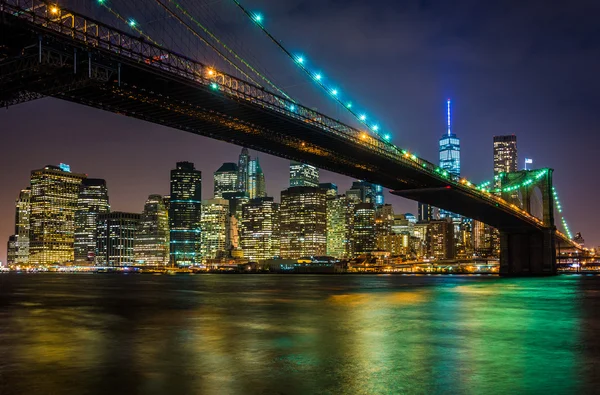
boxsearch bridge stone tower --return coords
[498,169,556,276]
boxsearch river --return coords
[0,273,598,394]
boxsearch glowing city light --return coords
[359,115,366,121]
[315,73,322,80]
[331,89,338,96]
[253,13,263,23]
[289,104,296,111]
[384,134,391,141]
[372,125,379,132]
[129,19,136,27]
[210,82,218,89]
[296,55,304,64]
[50,6,59,13]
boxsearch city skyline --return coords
[1,0,599,262]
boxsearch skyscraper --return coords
[201,198,229,260]
[96,212,140,266]
[134,194,169,265]
[346,181,383,206]
[169,162,202,266]
[241,197,280,261]
[290,161,319,187]
[214,162,239,198]
[74,179,110,263]
[29,164,86,266]
[493,135,518,188]
[352,202,377,255]
[417,202,432,222]
[427,219,455,260]
[319,183,338,197]
[247,157,266,199]
[326,195,355,259]
[14,188,31,264]
[280,186,327,259]
[439,99,461,176]
[237,148,250,194]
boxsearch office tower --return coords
[417,202,432,222]
[201,198,229,260]
[280,186,327,259]
[493,135,518,188]
[376,233,409,256]
[352,202,377,255]
[163,195,171,212]
[134,195,169,265]
[237,147,250,194]
[392,214,414,236]
[427,219,455,260]
[241,197,280,261]
[247,157,266,199]
[290,161,319,187]
[326,195,355,259]
[214,162,239,198]
[14,188,31,264]
[74,179,109,263]
[439,99,461,177]
[374,184,384,206]
[222,191,250,223]
[346,180,382,205]
[96,212,140,266]
[169,162,202,266]
[413,223,429,258]
[28,164,86,266]
[376,204,395,236]
[319,183,338,197]
[6,235,17,265]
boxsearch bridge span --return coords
[0,0,581,275]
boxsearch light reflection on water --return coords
[0,274,597,394]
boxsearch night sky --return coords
[1,0,599,262]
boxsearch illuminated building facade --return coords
[493,135,518,188]
[96,212,140,267]
[290,161,319,187]
[439,99,461,177]
[346,181,384,206]
[247,158,266,199]
[319,183,338,197]
[201,198,229,259]
[14,187,31,264]
[326,195,354,259]
[237,148,250,194]
[28,165,86,266]
[134,195,169,265]
[352,202,377,255]
[280,186,327,259]
[417,202,433,222]
[169,162,202,266]
[241,197,280,261]
[427,219,455,260]
[74,178,109,263]
[214,162,239,198]
[6,235,17,265]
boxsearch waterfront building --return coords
[326,195,355,259]
[14,188,31,264]
[214,162,239,198]
[352,202,377,255]
[169,162,202,266]
[247,158,266,199]
[241,197,280,261]
[237,148,250,194]
[290,161,319,187]
[28,164,86,266]
[376,233,409,256]
[427,219,455,260]
[134,194,169,265]
[280,186,327,259]
[96,212,140,267]
[413,223,429,258]
[493,135,518,188]
[6,235,17,265]
[74,179,109,263]
[201,198,229,260]
[472,220,494,257]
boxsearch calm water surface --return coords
[0,274,599,394]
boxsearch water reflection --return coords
[0,274,593,394]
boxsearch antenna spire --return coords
[447,98,452,136]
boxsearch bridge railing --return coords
[0,0,554,232]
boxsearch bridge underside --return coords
[0,9,563,276]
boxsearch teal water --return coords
[0,274,598,394]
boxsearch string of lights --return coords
[553,187,573,239]
[96,0,161,46]
[230,0,391,143]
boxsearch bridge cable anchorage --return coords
[162,0,293,100]
[150,0,269,90]
[229,0,392,144]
